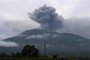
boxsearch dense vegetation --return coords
[0,44,90,60]
[0,57,90,60]
[0,44,39,57]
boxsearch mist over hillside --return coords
[0,2,90,57]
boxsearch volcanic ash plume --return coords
[29,5,64,31]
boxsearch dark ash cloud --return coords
[29,5,64,31]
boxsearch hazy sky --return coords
[0,0,90,20]
[0,0,90,46]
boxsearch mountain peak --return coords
[2,29,90,56]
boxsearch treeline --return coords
[0,44,39,57]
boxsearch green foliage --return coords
[0,44,39,57]
[21,44,39,57]
[0,52,9,57]
[0,57,89,60]
[53,55,58,58]
[15,52,21,57]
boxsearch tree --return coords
[0,52,8,57]
[21,44,39,57]
[15,52,21,57]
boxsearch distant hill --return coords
[1,29,90,56]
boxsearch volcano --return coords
[1,29,90,56]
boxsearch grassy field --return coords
[0,57,50,60]
[0,57,75,60]
[0,57,89,60]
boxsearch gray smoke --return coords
[29,5,63,31]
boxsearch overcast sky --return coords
[0,0,90,20]
[0,0,90,46]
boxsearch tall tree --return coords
[21,44,39,57]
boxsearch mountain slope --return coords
[2,29,90,56]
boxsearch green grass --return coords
[0,57,89,60]
[0,57,51,60]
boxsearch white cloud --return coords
[5,20,40,32]
[48,0,81,18]
[0,18,40,39]
[0,0,49,20]
[72,0,90,18]
[1,0,17,3]
[0,0,89,20]
[0,12,22,21]
[0,40,18,47]
[0,18,14,38]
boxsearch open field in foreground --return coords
[0,57,90,60]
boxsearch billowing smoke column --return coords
[29,5,64,31]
